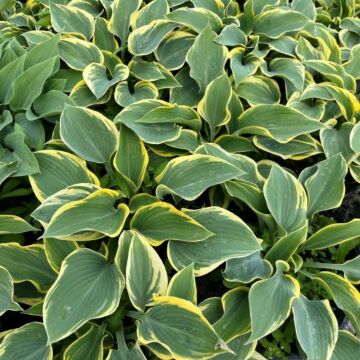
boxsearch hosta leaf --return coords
[132,0,169,29]
[303,219,360,250]
[114,81,158,107]
[292,295,338,360]
[291,0,316,20]
[108,0,142,44]
[31,184,100,227]
[113,125,149,195]
[215,24,247,47]
[44,248,124,343]
[253,134,322,160]
[129,60,165,81]
[0,266,22,316]
[224,180,269,215]
[83,63,129,99]
[186,24,227,93]
[264,166,307,233]
[300,154,347,217]
[155,31,195,71]
[199,297,223,324]
[44,189,129,240]
[248,261,300,342]
[137,296,231,359]
[59,38,103,71]
[168,207,261,276]
[170,67,202,107]
[167,7,223,33]
[0,55,25,104]
[230,49,263,88]
[314,272,360,333]
[265,223,308,263]
[136,103,201,131]
[29,150,99,201]
[0,243,56,292]
[167,264,197,304]
[128,20,177,56]
[0,215,37,234]
[320,123,355,164]
[254,9,309,38]
[331,331,360,360]
[236,105,325,143]
[223,252,273,284]
[126,233,168,311]
[197,74,232,140]
[60,105,118,163]
[128,193,159,213]
[130,202,212,243]
[237,75,280,105]
[213,288,250,341]
[50,3,95,40]
[0,323,52,360]
[9,56,58,111]
[4,131,39,177]
[115,100,181,144]
[63,325,105,360]
[94,17,118,52]
[260,58,305,92]
[156,155,242,201]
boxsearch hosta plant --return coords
[0,0,360,359]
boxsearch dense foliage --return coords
[0,0,359,359]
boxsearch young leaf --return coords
[167,264,197,304]
[264,166,307,233]
[248,261,300,342]
[197,74,232,140]
[113,125,149,195]
[186,24,227,93]
[126,233,168,311]
[108,0,142,44]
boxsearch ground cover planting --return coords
[0,0,359,359]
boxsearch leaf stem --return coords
[125,310,144,320]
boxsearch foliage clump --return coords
[0,0,359,359]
